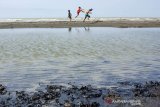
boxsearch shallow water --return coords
[0,27,160,91]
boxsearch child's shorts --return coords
[85,14,90,18]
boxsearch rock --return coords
[0,84,7,95]
[132,81,160,97]
[91,102,100,107]
[64,100,72,107]
[31,92,41,101]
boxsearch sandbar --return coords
[0,18,160,28]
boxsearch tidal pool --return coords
[0,27,160,91]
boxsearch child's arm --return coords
[89,11,92,14]
[81,9,85,13]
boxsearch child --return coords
[83,8,93,22]
[68,10,72,21]
[75,7,84,18]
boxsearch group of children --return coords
[68,7,93,22]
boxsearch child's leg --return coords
[88,15,90,20]
[68,16,71,21]
[83,15,87,22]
[75,12,80,18]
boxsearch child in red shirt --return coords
[75,7,84,18]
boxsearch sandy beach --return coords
[0,18,160,28]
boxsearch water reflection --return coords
[68,27,90,32]
[68,27,72,32]
[84,27,90,31]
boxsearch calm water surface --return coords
[0,27,160,91]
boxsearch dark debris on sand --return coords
[0,81,160,107]
[132,81,160,97]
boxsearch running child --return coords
[83,8,93,22]
[75,7,84,18]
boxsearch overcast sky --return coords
[0,0,160,18]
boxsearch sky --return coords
[0,0,160,18]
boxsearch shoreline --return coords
[0,81,160,107]
[0,18,160,28]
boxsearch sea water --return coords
[0,27,160,91]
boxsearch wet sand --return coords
[0,18,160,28]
